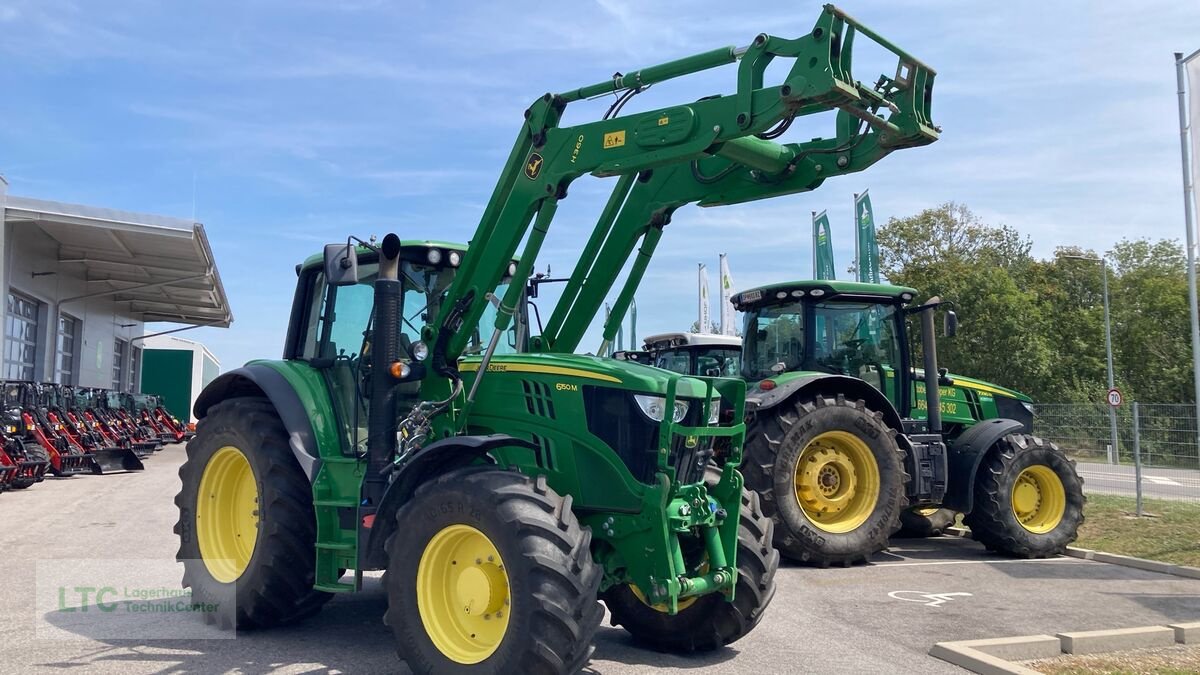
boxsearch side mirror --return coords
[943,310,958,338]
[324,243,359,286]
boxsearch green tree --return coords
[876,202,1197,405]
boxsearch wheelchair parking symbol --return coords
[888,590,972,607]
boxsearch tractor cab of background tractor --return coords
[735,280,921,403]
[641,333,743,379]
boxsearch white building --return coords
[0,174,231,390]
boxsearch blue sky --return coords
[2,0,1199,369]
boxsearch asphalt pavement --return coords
[2,447,1199,674]
[1076,460,1200,501]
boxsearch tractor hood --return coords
[459,353,716,399]
[914,369,1032,403]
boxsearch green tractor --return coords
[174,6,938,671]
[730,280,1084,566]
[628,328,1037,540]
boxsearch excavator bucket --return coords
[86,445,145,473]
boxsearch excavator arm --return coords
[424,4,938,422]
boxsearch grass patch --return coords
[1074,494,1200,567]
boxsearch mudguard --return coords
[362,433,536,569]
[942,418,1026,513]
[746,373,905,433]
[194,365,323,481]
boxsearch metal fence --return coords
[1035,402,1200,511]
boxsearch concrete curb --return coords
[1170,622,1200,644]
[930,623,1198,674]
[942,526,1200,581]
[1057,626,1175,655]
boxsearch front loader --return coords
[5,382,100,477]
[175,6,934,671]
[0,402,49,488]
[49,385,144,473]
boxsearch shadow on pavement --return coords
[37,575,741,674]
[1101,591,1200,620]
[590,626,737,671]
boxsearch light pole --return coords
[1060,254,1119,464]
[1175,50,1200,458]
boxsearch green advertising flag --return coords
[812,211,836,280]
[855,191,881,283]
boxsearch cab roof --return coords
[643,332,743,350]
[299,239,517,272]
[732,280,918,309]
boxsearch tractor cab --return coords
[642,332,743,378]
[735,280,916,415]
[289,240,524,456]
[733,280,1034,435]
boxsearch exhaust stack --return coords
[366,234,403,496]
[920,296,943,434]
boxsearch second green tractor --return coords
[624,281,1085,567]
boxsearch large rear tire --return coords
[384,467,602,674]
[743,395,908,566]
[897,507,957,538]
[964,434,1085,558]
[602,468,779,653]
[175,397,332,629]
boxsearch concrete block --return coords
[964,635,1063,661]
[929,642,1044,675]
[1057,626,1176,655]
[1064,546,1095,560]
[1169,622,1200,644]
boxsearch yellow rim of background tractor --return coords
[1011,465,1066,534]
[794,430,881,534]
[417,524,511,664]
[196,445,259,583]
[915,507,941,517]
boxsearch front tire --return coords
[384,467,602,674]
[602,468,779,652]
[964,434,1085,558]
[11,444,49,489]
[743,395,908,566]
[175,397,332,629]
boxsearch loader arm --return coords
[538,100,926,355]
[422,4,937,422]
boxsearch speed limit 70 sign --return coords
[1106,388,1123,408]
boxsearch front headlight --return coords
[1020,401,1035,415]
[633,394,689,423]
[708,400,721,425]
[410,341,429,361]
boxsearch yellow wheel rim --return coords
[794,431,881,534]
[196,446,259,583]
[915,507,941,517]
[417,524,510,664]
[1011,465,1066,534]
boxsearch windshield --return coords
[743,299,902,393]
[652,347,740,377]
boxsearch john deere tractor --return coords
[629,329,1038,540]
[175,6,937,671]
[729,280,1084,566]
